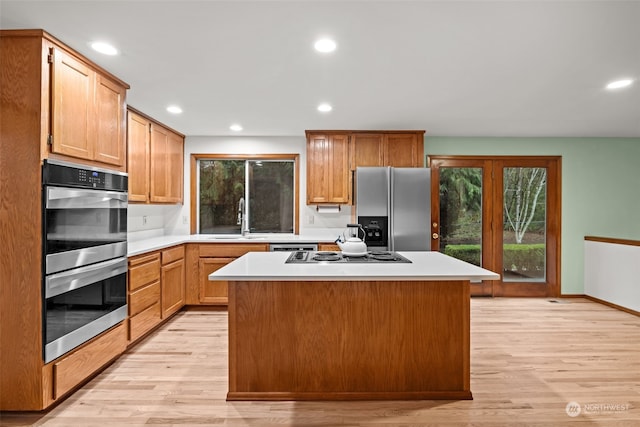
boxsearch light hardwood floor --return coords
[1,298,639,426]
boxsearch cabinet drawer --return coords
[129,281,160,316]
[199,243,268,257]
[53,322,126,400]
[162,245,184,265]
[129,254,160,291]
[318,243,341,252]
[129,301,161,342]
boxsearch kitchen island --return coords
[210,251,499,401]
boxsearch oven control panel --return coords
[78,169,105,186]
[43,160,127,192]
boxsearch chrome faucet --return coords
[237,197,249,236]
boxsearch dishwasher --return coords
[269,243,318,252]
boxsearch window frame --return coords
[190,153,300,235]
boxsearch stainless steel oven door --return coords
[44,185,127,274]
[44,257,128,363]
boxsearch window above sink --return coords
[192,154,300,235]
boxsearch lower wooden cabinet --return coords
[129,302,162,342]
[318,242,341,251]
[199,257,235,304]
[51,323,127,400]
[127,245,185,343]
[161,246,185,318]
[186,243,269,306]
[128,252,162,342]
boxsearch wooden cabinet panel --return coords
[187,243,268,306]
[128,253,161,292]
[307,130,424,205]
[128,109,183,204]
[161,259,185,318]
[129,302,162,342]
[49,45,127,168]
[129,281,160,316]
[52,322,126,400]
[128,252,162,342]
[384,133,424,167]
[199,258,234,304]
[51,47,93,160]
[306,133,329,204]
[329,134,351,204]
[198,243,269,258]
[350,133,384,170]
[162,245,185,265]
[127,111,150,202]
[318,243,341,252]
[94,75,126,166]
[145,121,184,204]
[149,123,170,202]
[306,132,351,204]
[167,131,184,202]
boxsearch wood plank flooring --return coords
[1,298,639,426]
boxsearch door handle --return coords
[432,233,439,240]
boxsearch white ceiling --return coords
[1,0,639,138]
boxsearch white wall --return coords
[584,240,640,312]
[128,135,353,240]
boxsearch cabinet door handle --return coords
[432,233,439,240]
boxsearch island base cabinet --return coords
[227,280,471,401]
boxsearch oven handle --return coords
[46,186,128,209]
[45,257,127,299]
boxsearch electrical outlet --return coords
[183,215,188,225]
[307,215,314,225]
[142,215,148,225]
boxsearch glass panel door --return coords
[430,158,494,296]
[502,167,547,282]
[429,156,560,298]
[438,167,483,264]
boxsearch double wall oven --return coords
[42,160,128,363]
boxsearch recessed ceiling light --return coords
[314,38,337,53]
[606,79,633,90]
[230,124,243,131]
[166,105,183,114]
[317,103,332,113]
[91,41,118,56]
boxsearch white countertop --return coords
[208,251,501,281]
[127,233,340,257]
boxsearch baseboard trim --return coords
[582,295,640,317]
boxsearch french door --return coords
[428,156,561,297]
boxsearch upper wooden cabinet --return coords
[0,30,129,172]
[127,108,184,204]
[350,131,425,170]
[306,132,351,204]
[383,132,424,167]
[350,133,385,168]
[306,130,425,204]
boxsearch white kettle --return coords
[336,224,368,257]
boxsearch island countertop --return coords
[209,251,500,282]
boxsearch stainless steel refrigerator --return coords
[355,167,431,251]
